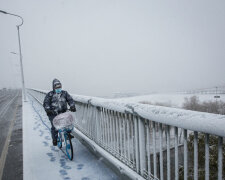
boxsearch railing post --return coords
[106,109,110,148]
[115,112,120,155]
[134,115,140,173]
[122,114,127,161]
[138,117,146,176]
[166,125,171,180]
[175,127,179,180]
[205,133,209,180]
[218,136,223,180]
[153,122,157,178]
[108,110,112,153]
[95,106,101,144]
[126,114,131,166]
[130,115,135,168]
[119,113,124,160]
[159,123,163,180]
[183,129,188,180]
[102,108,107,147]
[112,111,116,154]
[194,132,198,180]
[146,122,151,177]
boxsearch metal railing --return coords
[177,86,225,94]
[28,89,225,180]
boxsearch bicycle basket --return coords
[53,112,75,130]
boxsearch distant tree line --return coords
[182,96,225,115]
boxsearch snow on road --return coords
[23,95,119,180]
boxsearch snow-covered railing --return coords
[28,89,225,180]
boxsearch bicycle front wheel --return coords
[65,133,73,160]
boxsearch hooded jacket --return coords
[43,79,75,115]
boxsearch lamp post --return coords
[0,10,26,101]
[10,51,22,87]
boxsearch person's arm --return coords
[43,92,55,115]
[65,91,76,112]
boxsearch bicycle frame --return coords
[57,127,73,160]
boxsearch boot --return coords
[53,139,57,146]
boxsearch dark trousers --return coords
[48,115,58,141]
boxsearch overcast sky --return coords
[1,0,225,96]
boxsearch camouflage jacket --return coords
[43,90,75,115]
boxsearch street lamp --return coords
[0,9,27,101]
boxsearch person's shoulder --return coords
[62,90,73,96]
[62,90,68,94]
[47,91,54,96]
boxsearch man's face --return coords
[55,83,62,93]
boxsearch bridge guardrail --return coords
[28,88,224,180]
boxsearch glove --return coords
[46,109,56,116]
[70,106,76,112]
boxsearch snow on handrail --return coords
[29,89,225,137]
[72,93,225,137]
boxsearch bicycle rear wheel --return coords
[65,133,73,160]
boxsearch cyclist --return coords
[43,79,76,146]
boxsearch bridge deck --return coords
[24,95,119,180]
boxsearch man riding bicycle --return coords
[43,79,76,146]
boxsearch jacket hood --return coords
[52,79,62,90]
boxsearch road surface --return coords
[0,89,22,180]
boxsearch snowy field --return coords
[23,95,119,180]
[113,93,225,108]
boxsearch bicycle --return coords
[53,111,75,160]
